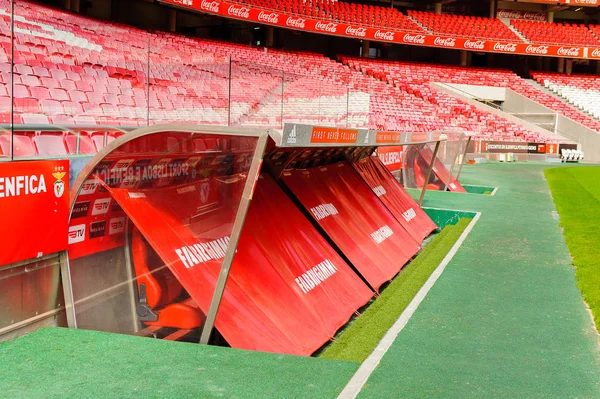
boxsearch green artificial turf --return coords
[545,166,600,330]
[462,184,496,195]
[0,328,358,399]
[318,218,472,363]
[359,163,600,398]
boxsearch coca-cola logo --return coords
[258,11,279,24]
[345,26,367,37]
[314,21,338,33]
[464,40,485,50]
[374,30,395,41]
[433,37,457,47]
[227,5,250,19]
[493,42,517,52]
[497,10,522,19]
[200,0,220,13]
[523,12,546,21]
[591,48,600,58]
[525,45,549,55]
[572,0,598,4]
[403,33,425,44]
[286,16,306,29]
[557,47,580,57]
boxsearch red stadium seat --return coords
[32,133,68,156]
[64,133,96,154]
[0,134,37,157]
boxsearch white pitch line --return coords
[490,187,499,196]
[337,212,481,399]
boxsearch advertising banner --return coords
[377,146,403,172]
[497,9,547,21]
[161,0,597,58]
[0,160,69,266]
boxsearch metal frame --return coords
[454,136,472,183]
[64,124,272,331]
[418,140,440,206]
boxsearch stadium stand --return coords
[532,72,600,121]
[510,20,600,46]
[407,11,522,41]
[4,0,594,158]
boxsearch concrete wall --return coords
[445,84,506,102]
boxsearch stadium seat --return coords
[131,226,205,330]
[64,133,96,154]
[0,134,37,157]
[32,133,68,156]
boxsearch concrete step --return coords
[499,18,530,43]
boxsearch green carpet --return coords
[359,163,600,398]
[0,328,357,399]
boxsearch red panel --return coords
[416,146,467,193]
[353,156,437,243]
[0,160,69,266]
[106,174,371,355]
[282,162,421,291]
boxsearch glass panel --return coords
[0,0,12,160]
[67,130,258,341]
[10,0,149,157]
[230,59,283,129]
[149,34,229,126]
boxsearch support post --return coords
[489,0,496,18]
[418,140,441,206]
[361,40,370,58]
[597,60,600,75]
[72,0,80,13]
[566,59,573,75]
[547,11,554,23]
[460,51,468,67]
[59,251,78,328]
[266,27,275,47]
[199,133,268,345]
[435,3,442,14]
[558,57,565,73]
[227,58,232,126]
[168,9,177,33]
[454,136,472,182]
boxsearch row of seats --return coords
[533,72,600,120]
[0,131,117,157]
[407,10,521,41]
[511,20,600,46]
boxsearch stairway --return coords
[499,19,530,43]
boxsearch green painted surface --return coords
[423,207,477,228]
[360,163,600,398]
[546,166,600,331]
[0,328,357,399]
[463,184,496,195]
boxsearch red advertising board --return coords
[377,146,403,172]
[497,9,547,21]
[0,160,69,266]
[160,0,598,58]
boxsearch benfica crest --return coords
[52,172,66,198]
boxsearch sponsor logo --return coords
[591,48,600,58]
[374,30,395,41]
[72,201,90,219]
[287,125,297,144]
[493,42,517,52]
[109,217,125,235]
[285,16,306,29]
[68,224,86,244]
[402,208,417,222]
[80,179,99,195]
[464,39,485,50]
[258,11,279,24]
[403,33,426,44]
[525,45,549,55]
[0,175,47,198]
[497,10,522,19]
[557,47,581,57]
[128,192,146,199]
[523,12,546,21]
[200,0,220,13]
[433,37,457,47]
[345,26,367,37]
[449,183,457,190]
[572,0,598,4]
[295,259,338,294]
[370,225,394,244]
[177,185,196,195]
[227,5,250,19]
[310,203,339,221]
[372,185,387,197]
[175,236,230,268]
[314,21,338,33]
[89,221,106,239]
[91,198,111,215]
